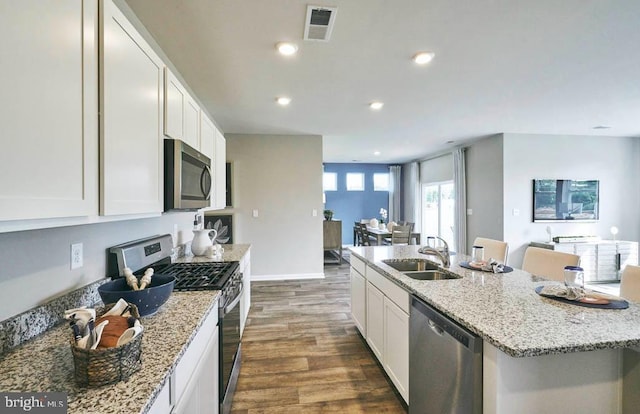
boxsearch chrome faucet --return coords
[418,236,450,267]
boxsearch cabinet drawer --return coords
[366,266,409,314]
[351,255,366,275]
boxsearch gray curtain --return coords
[403,162,421,234]
[389,165,401,222]
[453,148,467,255]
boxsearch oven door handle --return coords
[223,283,244,315]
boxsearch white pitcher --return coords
[191,229,218,256]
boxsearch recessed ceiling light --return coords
[593,125,611,129]
[369,101,384,110]
[413,51,435,65]
[276,97,291,106]
[374,151,381,156]
[276,42,298,56]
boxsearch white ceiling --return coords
[125,0,640,164]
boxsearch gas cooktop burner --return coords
[158,262,239,291]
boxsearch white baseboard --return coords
[252,273,325,281]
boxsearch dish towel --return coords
[480,259,506,273]
[538,285,586,301]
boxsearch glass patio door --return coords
[421,181,455,249]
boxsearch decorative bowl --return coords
[98,275,175,317]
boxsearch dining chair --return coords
[521,247,580,282]
[356,222,374,246]
[391,225,412,245]
[620,264,640,302]
[472,237,509,264]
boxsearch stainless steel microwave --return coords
[164,139,212,210]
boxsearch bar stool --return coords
[620,264,640,302]
[472,237,509,264]
[522,247,580,282]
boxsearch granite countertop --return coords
[350,245,640,357]
[174,243,250,264]
[0,290,220,414]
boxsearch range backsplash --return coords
[0,242,190,356]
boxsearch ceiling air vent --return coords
[304,5,338,42]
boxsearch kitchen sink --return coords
[403,270,460,281]
[382,259,440,272]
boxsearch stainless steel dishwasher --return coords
[409,296,482,414]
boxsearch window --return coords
[323,172,337,191]
[373,173,390,191]
[422,181,455,249]
[346,173,364,191]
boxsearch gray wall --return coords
[465,135,505,255]
[0,212,195,321]
[502,133,640,267]
[224,134,324,279]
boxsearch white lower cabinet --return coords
[172,327,219,414]
[146,299,219,414]
[366,281,385,360]
[350,260,409,404]
[350,267,366,336]
[383,296,409,402]
[239,249,251,335]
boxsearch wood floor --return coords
[230,257,407,413]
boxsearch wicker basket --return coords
[70,303,143,387]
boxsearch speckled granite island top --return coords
[350,245,640,357]
[0,290,220,414]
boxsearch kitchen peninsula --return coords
[350,245,640,413]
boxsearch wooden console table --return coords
[323,220,342,263]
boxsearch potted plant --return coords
[323,209,334,221]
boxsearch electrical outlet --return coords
[71,243,83,269]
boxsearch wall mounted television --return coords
[532,179,599,222]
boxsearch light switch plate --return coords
[252,209,259,218]
[513,208,520,216]
[467,209,473,215]
[312,209,317,217]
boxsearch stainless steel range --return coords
[108,234,243,414]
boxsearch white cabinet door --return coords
[366,281,385,360]
[0,0,98,221]
[200,114,215,161]
[184,94,201,150]
[164,68,184,142]
[100,0,164,216]
[200,114,215,208]
[350,267,367,336]
[164,67,199,150]
[173,327,219,414]
[240,250,251,335]
[147,379,172,414]
[383,297,409,403]
[212,128,227,209]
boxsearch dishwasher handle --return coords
[427,319,445,336]
[411,295,481,352]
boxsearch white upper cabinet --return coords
[200,113,215,162]
[164,68,200,150]
[0,0,98,222]
[200,113,226,210]
[184,94,201,149]
[164,68,184,142]
[100,0,164,215]
[212,128,227,209]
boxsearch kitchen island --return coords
[350,245,640,414]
